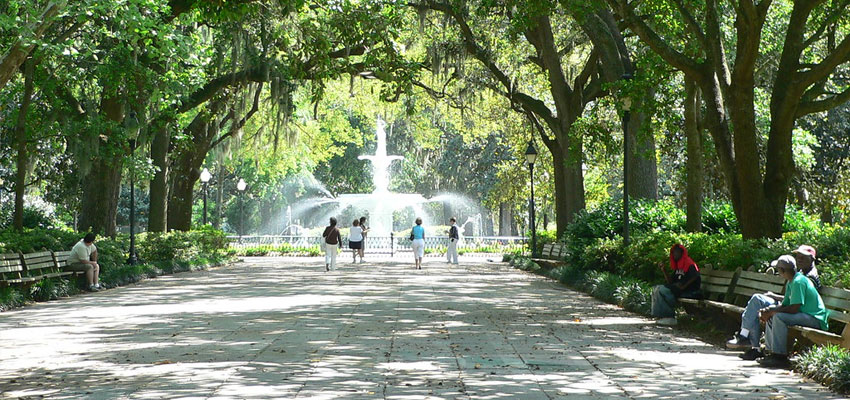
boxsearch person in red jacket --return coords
[651,244,701,326]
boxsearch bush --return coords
[1,227,231,311]
[0,228,80,253]
[794,344,850,394]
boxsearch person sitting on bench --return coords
[727,245,821,360]
[66,233,101,292]
[651,244,701,326]
[754,255,829,368]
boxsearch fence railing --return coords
[227,235,527,257]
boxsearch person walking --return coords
[322,217,342,271]
[446,217,459,265]
[349,219,364,263]
[358,216,369,263]
[410,217,426,270]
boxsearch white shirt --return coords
[69,240,96,264]
[349,226,363,242]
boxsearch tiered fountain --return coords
[287,117,480,235]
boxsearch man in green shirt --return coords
[758,255,829,368]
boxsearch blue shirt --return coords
[412,225,425,239]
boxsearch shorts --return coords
[65,262,93,272]
[349,240,362,250]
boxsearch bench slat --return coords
[826,310,850,325]
[790,326,843,346]
[734,279,785,293]
[820,286,850,299]
[823,297,850,313]
[739,270,786,284]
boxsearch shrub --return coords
[794,345,850,394]
[29,277,75,302]
[0,228,80,253]
[614,280,651,315]
[1,228,231,312]
[137,231,197,268]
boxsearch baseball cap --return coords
[792,245,816,260]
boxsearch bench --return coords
[680,267,786,315]
[23,250,75,280]
[679,266,737,308]
[680,266,850,350]
[789,286,850,347]
[53,250,85,278]
[0,253,37,286]
[532,242,567,267]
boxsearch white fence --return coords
[227,235,527,257]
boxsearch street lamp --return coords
[125,111,140,265]
[237,178,247,241]
[525,141,538,257]
[200,168,212,225]
[622,73,633,246]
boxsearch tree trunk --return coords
[684,78,703,232]
[167,153,201,231]
[79,88,125,237]
[13,61,34,231]
[148,125,170,232]
[548,137,586,238]
[78,162,123,236]
[628,88,658,200]
[499,202,512,236]
[820,198,834,224]
[214,164,224,229]
[166,109,217,231]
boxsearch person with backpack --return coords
[322,217,342,271]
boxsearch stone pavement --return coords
[0,257,840,399]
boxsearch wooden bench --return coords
[679,266,737,308]
[681,267,786,315]
[532,242,567,267]
[789,286,850,347]
[53,250,84,278]
[680,266,850,349]
[0,253,37,286]
[23,250,75,280]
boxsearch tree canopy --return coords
[2,0,850,239]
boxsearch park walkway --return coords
[0,257,839,399]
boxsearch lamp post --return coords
[622,73,633,246]
[125,111,140,265]
[200,168,212,225]
[525,141,538,257]
[237,178,247,241]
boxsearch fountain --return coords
[287,117,482,236]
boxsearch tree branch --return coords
[607,0,703,78]
[0,1,66,90]
[796,86,850,117]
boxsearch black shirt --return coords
[668,264,701,296]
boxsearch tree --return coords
[0,1,65,92]
[415,0,656,236]
[610,0,850,238]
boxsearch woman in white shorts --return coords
[410,217,426,270]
